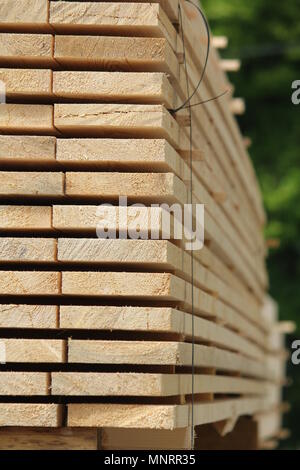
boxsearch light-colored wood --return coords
[0,34,54,66]
[0,271,60,296]
[67,340,276,380]
[0,404,62,427]
[0,427,98,450]
[212,36,228,49]
[0,69,52,99]
[67,397,271,429]
[0,206,52,231]
[230,98,246,115]
[221,59,241,72]
[54,104,180,148]
[0,339,66,363]
[0,0,49,32]
[53,71,174,106]
[0,172,63,197]
[59,304,267,353]
[101,427,191,450]
[0,136,56,164]
[0,105,54,134]
[65,172,186,203]
[54,35,178,76]
[0,372,49,396]
[256,411,282,441]
[0,238,56,263]
[51,372,271,396]
[0,304,58,329]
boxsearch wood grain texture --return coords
[0,34,54,66]
[51,372,270,397]
[0,271,60,296]
[0,206,52,231]
[0,105,54,134]
[67,340,275,380]
[54,104,179,147]
[0,372,49,395]
[0,404,62,427]
[0,0,49,31]
[0,339,66,363]
[54,35,178,76]
[0,172,63,197]
[0,427,98,450]
[53,71,174,106]
[0,135,56,164]
[67,398,270,429]
[0,69,52,99]
[0,304,58,329]
[0,238,56,263]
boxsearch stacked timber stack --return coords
[0,0,290,450]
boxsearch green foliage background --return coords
[201,0,300,449]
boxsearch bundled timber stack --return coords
[0,0,290,450]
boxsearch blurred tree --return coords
[201,0,300,448]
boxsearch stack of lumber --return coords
[0,0,289,450]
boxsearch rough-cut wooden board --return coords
[67,397,270,429]
[0,136,56,164]
[53,205,163,234]
[256,411,282,441]
[59,305,267,353]
[54,104,180,147]
[0,304,58,329]
[0,238,56,263]
[68,340,275,380]
[101,427,191,450]
[65,172,186,203]
[101,0,179,23]
[51,372,269,397]
[55,138,179,171]
[0,404,62,427]
[0,34,54,66]
[0,0,49,32]
[0,372,49,395]
[53,71,174,106]
[0,172,63,197]
[0,427,98,450]
[0,339,66,363]
[0,69,52,99]
[54,35,178,76]
[0,206,52,231]
[0,272,60,296]
[0,105,54,134]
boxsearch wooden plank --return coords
[59,305,267,352]
[0,69,52,99]
[0,0,49,32]
[100,0,179,24]
[195,418,258,450]
[67,340,276,380]
[0,172,63,197]
[0,427,98,450]
[0,339,66,363]
[0,206,52,231]
[256,411,282,441]
[65,172,186,203]
[0,305,58,329]
[0,372,49,395]
[101,427,191,450]
[51,372,270,397]
[0,272,60,296]
[0,238,56,263]
[53,71,174,106]
[0,136,56,164]
[0,105,54,134]
[0,34,54,67]
[0,404,62,427]
[67,398,270,429]
[54,35,178,76]
[54,104,180,147]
